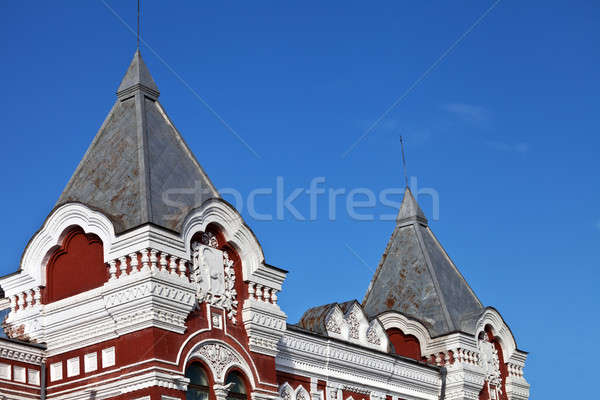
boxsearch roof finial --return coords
[137,0,141,51]
[400,135,408,188]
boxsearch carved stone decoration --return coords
[197,343,239,382]
[346,311,360,339]
[325,314,341,334]
[478,335,502,398]
[366,325,381,345]
[214,382,236,400]
[296,386,310,400]
[280,383,294,400]
[222,252,238,322]
[201,232,219,248]
[191,242,238,323]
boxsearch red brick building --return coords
[0,52,529,400]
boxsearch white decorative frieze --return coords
[277,330,441,400]
[103,248,197,335]
[0,339,44,365]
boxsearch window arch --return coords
[186,362,210,400]
[225,370,248,400]
[386,328,422,360]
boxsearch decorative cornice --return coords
[242,298,287,357]
[0,339,44,365]
[277,330,440,399]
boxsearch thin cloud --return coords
[487,141,529,153]
[596,219,600,231]
[443,103,490,124]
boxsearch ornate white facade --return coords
[0,51,529,400]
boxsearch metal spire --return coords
[137,0,141,51]
[400,135,408,188]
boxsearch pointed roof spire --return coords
[396,187,427,225]
[363,187,483,337]
[56,51,219,234]
[117,50,160,100]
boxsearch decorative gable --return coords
[300,301,388,352]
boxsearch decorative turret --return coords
[362,187,484,337]
[56,51,219,233]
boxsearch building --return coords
[0,51,530,400]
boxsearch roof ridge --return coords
[413,222,455,332]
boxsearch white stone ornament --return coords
[202,231,219,248]
[479,335,502,398]
[191,241,238,323]
[197,343,239,381]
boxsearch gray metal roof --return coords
[296,299,361,336]
[362,188,484,337]
[296,302,338,335]
[57,51,219,234]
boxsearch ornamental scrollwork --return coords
[478,335,502,398]
[191,239,238,323]
[281,386,293,400]
[346,311,360,339]
[201,231,219,248]
[197,343,240,381]
[366,325,381,345]
[325,314,341,334]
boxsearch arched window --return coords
[186,362,210,400]
[225,371,248,400]
[386,328,422,361]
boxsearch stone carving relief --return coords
[280,383,311,400]
[321,303,388,352]
[296,388,309,400]
[325,314,342,334]
[280,383,294,400]
[478,335,502,399]
[366,324,381,345]
[191,238,238,323]
[202,232,219,249]
[197,343,240,382]
[347,310,360,339]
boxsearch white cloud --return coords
[443,103,490,124]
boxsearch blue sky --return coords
[1,1,598,398]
